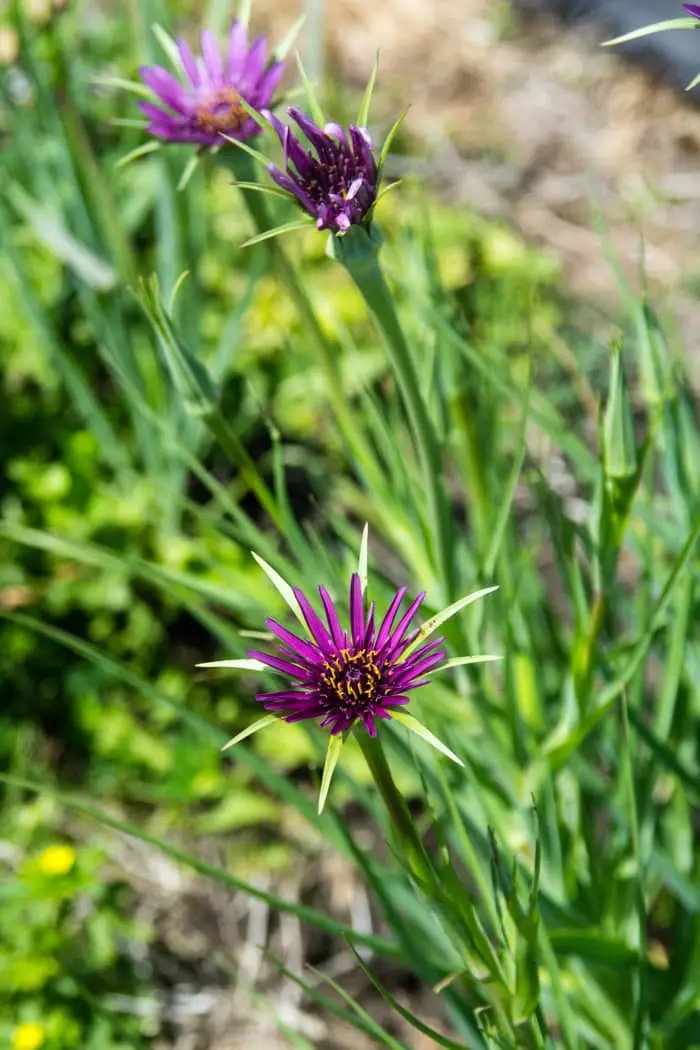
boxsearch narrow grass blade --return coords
[8,185,117,290]
[391,712,464,768]
[347,943,471,1050]
[318,734,344,814]
[222,715,278,751]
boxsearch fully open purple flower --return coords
[263,107,378,233]
[138,21,284,146]
[247,574,444,737]
[684,4,700,16]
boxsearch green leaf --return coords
[400,586,499,662]
[222,715,279,752]
[90,75,153,98]
[390,711,464,768]
[602,18,698,46]
[318,733,344,813]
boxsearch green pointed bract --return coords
[318,734,344,813]
[602,17,697,46]
[222,714,278,752]
[238,0,252,28]
[197,658,268,671]
[218,133,271,171]
[295,52,326,127]
[603,345,637,479]
[398,585,499,663]
[687,70,700,90]
[168,270,191,314]
[390,711,464,768]
[358,522,369,597]
[177,153,201,192]
[239,218,314,248]
[440,654,503,671]
[91,75,152,98]
[152,23,181,69]
[232,181,292,201]
[357,51,380,127]
[272,13,306,62]
[377,107,409,183]
[250,551,309,634]
[116,141,161,169]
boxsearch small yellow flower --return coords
[12,1023,46,1050]
[37,844,76,877]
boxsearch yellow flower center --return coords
[194,88,248,135]
[320,649,382,709]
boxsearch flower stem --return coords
[218,153,381,488]
[357,732,434,885]
[332,231,454,599]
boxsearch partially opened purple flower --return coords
[684,4,700,17]
[199,531,499,812]
[138,21,284,146]
[263,106,378,233]
[249,574,444,737]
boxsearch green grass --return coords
[1,1,700,1048]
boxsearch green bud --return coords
[603,343,637,479]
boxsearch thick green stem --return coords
[357,732,434,885]
[334,232,454,599]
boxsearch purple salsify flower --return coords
[684,3,700,16]
[138,21,284,146]
[247,574,445,737]
[263,106,378,234]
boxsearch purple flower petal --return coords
[293,588,334,652]
[382,593,426,658]
[227,20,249,78]
[319,586,345,648]
[200,29,224,86]
[349,573,365,646]
[177,38,200,87]
[139,66,191,114]
[240,35,267,91]
[256,60,285,100]
[265,618,320,663]
[376,588,407,650]
[247,649,314,681]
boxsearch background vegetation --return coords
[1,1,699,1048]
